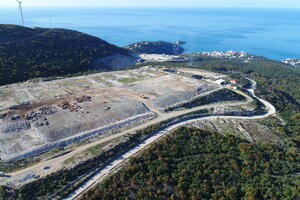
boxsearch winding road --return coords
[65,78,276,200]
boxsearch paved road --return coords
[245,77,276,116]
[65,78,276,200]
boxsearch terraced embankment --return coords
[0,67,218,162]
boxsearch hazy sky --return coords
[1,0,300,8]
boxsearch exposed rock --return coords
[0,119,31,133]
[138,54,187,63]
[94,53,139,70]
[0,67,217,161]
[191,118,281,144]
[4,112,155,162]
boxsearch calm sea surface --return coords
[1,7,300,60]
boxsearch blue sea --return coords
[1,7,300,60]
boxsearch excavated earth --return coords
[0,67,219,161]
[190,118,281,144]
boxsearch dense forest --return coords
[83,127,300,200]
[0,24,129,85]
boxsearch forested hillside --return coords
[0,25,46,43]
[0,24,129,85]
[83,127,299,200]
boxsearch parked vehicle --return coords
[41,165,51,170]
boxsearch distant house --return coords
[215,79,228,85]
[163,69,177,73]
[192,75,203,79]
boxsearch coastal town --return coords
[282,58,300,67]
[190,51,257,62]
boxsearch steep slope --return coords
[0,24,131,85]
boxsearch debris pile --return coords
[58,101,82,112]
[75,95,92,103]
[25,107,55,121]
[58,101,71,110]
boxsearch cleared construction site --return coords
[0,66,223,162]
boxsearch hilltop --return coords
[0,24,133,85]
[125,41,185,55]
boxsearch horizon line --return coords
[1,5,300,9]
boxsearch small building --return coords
[215,79,228,85]
[192,75,203,79]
